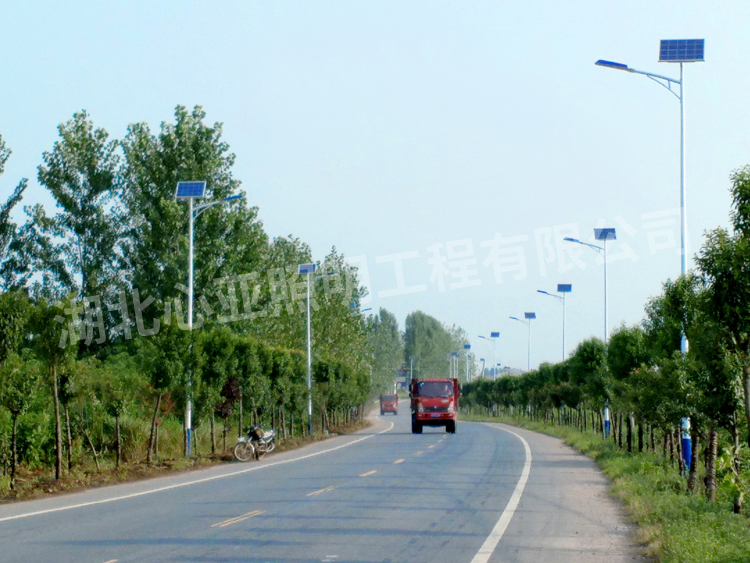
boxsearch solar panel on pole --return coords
[557,284,572,293]
[175,181,206,199]
[659,39,704,63]
[490,331,499,338]
[524,312,536,319]
[595,228,616,241]
[298,264,317,275]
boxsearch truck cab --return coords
[409,378,459,434]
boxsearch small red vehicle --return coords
[410,378,459,433]
[379,393,398,415]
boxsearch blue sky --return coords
[1,1,748,370]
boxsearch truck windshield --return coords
[418,381,453,398]
[381,395,397,402]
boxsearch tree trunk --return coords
[51,364,63,480]
[743,363,750,449]
[281,408,287,440]
[650,425,655,452]
[626,415,632,453]
[210,414,216,455]
[238,388,243,434]
[706,426,718,503]
[676,427,684,474]
[147,394,161,465]
[64,404,73,472]
[82,427,100,472]
[638,423,644,453]
[668,429,674,464]
[115,413,121,468]
[688,426,700,493]
[223,419,228,452]
[618,415,623,448]
[10,413,19,489]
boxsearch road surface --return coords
[0,409,644,562]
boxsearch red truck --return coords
[410,378,459,434]
[379,393,398,415]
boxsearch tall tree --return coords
[696,165,750,448]
[36,111,122,304]
[121,105,266,330]
[0,132,30,289]
[368,308,404,392]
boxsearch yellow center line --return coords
[359,470,377,477]
[211,510,264,528]
[306,486,335,497]
[393,459,405,464]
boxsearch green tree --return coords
[368,308,404,393]
[696,165,750,448]
[121,105,266,331]
[36,111,122,308]
[0,132,29,288]
[0,351,40,488]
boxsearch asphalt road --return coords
[0,409,644,562]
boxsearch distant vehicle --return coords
[380,393,398,415]
[410,378,459,434]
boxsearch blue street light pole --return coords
[463,344,471,381]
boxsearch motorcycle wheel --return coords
[256,447,266,460]
[233,442,254,462]
[266,441,275,453]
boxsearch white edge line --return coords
[0,420,395,523]
[470,423,532,563]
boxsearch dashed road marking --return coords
[359,470,377,477]
[102,560,118,563]
[393,459,405,464]
[0,421,395,524]
[212,510,264,528]
[414,451,424,456]
[307,486,335,497]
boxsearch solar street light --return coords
[564,229,615,341]
[176,182,244,457]
[538,284,572,361]
[479,332,500,380]
[299,264,339,435]
[596,39,704,353]
[509,315,534,371]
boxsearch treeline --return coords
[464,165,750,515]
[366,309,472,394]
[0,107,371,491]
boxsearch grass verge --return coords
[1,418,371,503]
[462,413,750,563]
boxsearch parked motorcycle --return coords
[233,426,276,461]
